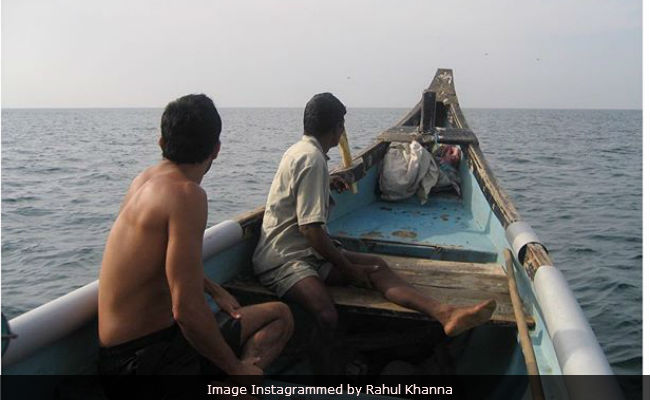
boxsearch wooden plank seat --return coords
[224,254,534,328]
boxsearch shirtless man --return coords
[253,93,495,340]
[98,94,293,375]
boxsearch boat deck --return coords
[330,195,495,254]
[225,253,533,327]
[329,194,498,263]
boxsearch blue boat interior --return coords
[328,165,498,263]
[218,151,538,387]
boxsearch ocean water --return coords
[1,108,641,380]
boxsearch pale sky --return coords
[1,0,642,109]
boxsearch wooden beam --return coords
[377,128,478,145]
[420,90,436,133]
[332,235,498,263]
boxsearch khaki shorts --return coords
[257,255,333,298]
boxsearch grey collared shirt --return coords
[252,135,331,275]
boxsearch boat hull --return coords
[2,69,620,400]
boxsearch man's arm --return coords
[294,158,377,282]
[203,277,242,319]
[299,223,378,284]
[299,223,352,268]
[165,183,260,375]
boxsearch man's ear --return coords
[158,136,165,150]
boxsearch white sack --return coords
[379,141,439,203]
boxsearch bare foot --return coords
[442,299,496,337]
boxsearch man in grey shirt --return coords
[253,93,495,339]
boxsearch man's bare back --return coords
[97,94,292,376]
[98,162,201,346]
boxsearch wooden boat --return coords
[2,69,621,399]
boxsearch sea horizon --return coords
[1,106,643,111]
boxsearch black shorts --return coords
[98,311,242,375]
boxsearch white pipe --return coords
[3,220,244,367]
[3,280,99,366]
[202,220,243,260]
[534,266,623,400]
[534,266,612,374]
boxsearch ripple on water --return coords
[2,195,41,203]
[13,207,55,217]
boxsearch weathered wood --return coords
[232,205,265,238]
[333,235,498,263]
[407,285,512,308]
[392,267,509,293]
[466,144,521,225]
[447,101,469,129]
[224,254,534,327]
[377,130,422,143]
[522,243,554,281]
[377,128,478,145]
[358,141,389,169]
[382,255,509,293]
[330,141,388,184]
[382,255,504,275]
[505,250,545,400]
[381,126,419,135]
[437,128,478,145]
[427,69,460,122]
[435,101,448,128]
[327,285,520,322]
[419,90,436,133]
[225,281,532,327]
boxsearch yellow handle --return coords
[338,129,358,194]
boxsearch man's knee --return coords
[316,306,338,331]
[271,302,294,338]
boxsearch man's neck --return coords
[161,159,208,184]
[315,136,331,154]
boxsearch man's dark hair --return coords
[160,94,221,164]
[303,93,346,138]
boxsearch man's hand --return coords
[342,263,380,287]
[329,175,350,193]
[228,357,264,376]
[204,278,242,319]
[299,224,378,286]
